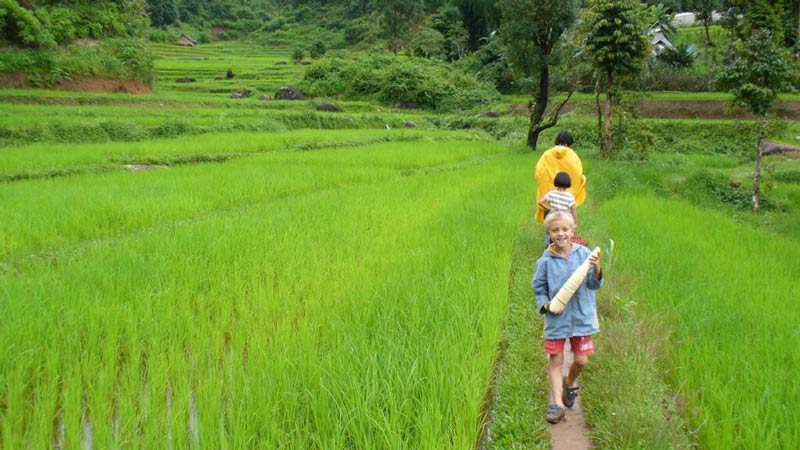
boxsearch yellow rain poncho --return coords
[534,145,586,223]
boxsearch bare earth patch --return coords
[123,164,167,172]
[516,99,800,120]
[0,73,151,94]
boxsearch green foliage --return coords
[0,38,154,85]
[718,30,797,117]
[656,43,696,69]
[645,2,676,37]
[579,0,649,84]
[292,46,304,61]
[0,0,56,47]
[499,0,579,86]
[376,0,422,53]
[430,5,469,61]
[630,65,715,92]
[465,33,517,94]
[307,39,327,59]
[651,120,758,156]
[452,0,501,51]
[774,170,800,183]
[102,38,155,84]
[146,0,179,27]
[412,27,446,59]
[680,169,776,210]
[300,52,499,111]
[0,0,148,47]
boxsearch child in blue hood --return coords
[532,211,603,424]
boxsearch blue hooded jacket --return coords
[532,244,603,339]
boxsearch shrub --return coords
[300,52,499,111]
[308,39,327,59]
[680,169,775,210]
[627,65,717,92]
[651,120,758,156]
[656,43,697,69]
[147,28,172,42]
[100,38,155,85]
[412,28,446,59]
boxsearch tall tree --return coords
[377,0,422,53]
[452,0,500,51]
[579,0,649,158]
[687,0,720,45]
[647,2,677,38]
[717,31,796,211]
[499,0,579,149]
[146,0,179,27]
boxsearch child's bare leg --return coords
[566,353,589,387]
[548,352,565,405]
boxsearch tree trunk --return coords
[602,83,613,158]
[752,115,768,211]
[527,57,550,149]
[594,77,603,152]
[703,19,714,46]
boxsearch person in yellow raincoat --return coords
[534,131,586,224]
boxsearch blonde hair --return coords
[543,210,575,232]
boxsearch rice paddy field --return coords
[3,40,800,449]
[149,42,307,95]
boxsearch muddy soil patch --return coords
[515,99,800,120]
[0,73,151,94]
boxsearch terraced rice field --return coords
[0,128,536,448]
[150,42,306,95]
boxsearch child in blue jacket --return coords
[532,211,603,424]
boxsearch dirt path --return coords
[550,341,592,450]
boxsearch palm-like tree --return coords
[648,2,677,38]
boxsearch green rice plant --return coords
[595,194,800,450]
[0,140,502,263]
[1,142,538,448]
[0,129,468,181]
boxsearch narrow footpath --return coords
[550,343,592,450]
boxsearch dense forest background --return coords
[2,0,798,52]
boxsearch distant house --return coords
[672,11,723,27]
[650,29,674,56]
[176,34,197,47]
[672,12,697,27]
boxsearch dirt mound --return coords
[0,73,151,94]
[637,100,800,120]
[515,99,800,120]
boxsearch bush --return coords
[412,28,446,59]
[679,170,767,210]
[0,38,155,86]
[656,43,697,69]
[627,65,718,92]
[651,120,758,156]
[308,39,327,59]
[147,28,173,43]
[300,52,499,111]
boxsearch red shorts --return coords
[544,336,595,356]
